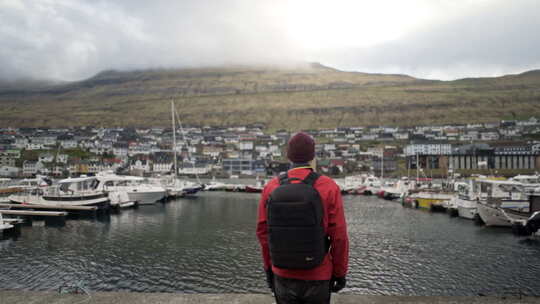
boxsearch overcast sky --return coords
[1,0,539,81]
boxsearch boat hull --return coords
[9,194,110,208]
[456,198,478,220]
[477,203,527,227]
[127,190,166,205]
[457,206,477,220]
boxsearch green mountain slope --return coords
[0,64,539,130]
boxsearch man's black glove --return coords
[330,276,346,293]
[265,269,275,292]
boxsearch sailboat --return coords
[161,100,203,198]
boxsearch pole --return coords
[416,152,419,183]
[171,100,177,178]
[381,148,384,180]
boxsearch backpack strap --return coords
[279,171,320,185]
[278,172,289,185]
[302,171,320,186]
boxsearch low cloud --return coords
[319,0,540,80]
[1,0,539,81]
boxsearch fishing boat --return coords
[337,175,364,194]
[407,187,453,211]
[509,174,540,195]
[9,176,110,208]
[509,193,540,236]
[378,177,414,200]
[362,175,381,195]
[476,180,529,227]
[454,180,480,220]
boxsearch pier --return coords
[0,291,538,304]
[0,203,104,230]
[0,209,68,227]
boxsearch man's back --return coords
[256,167,349,281]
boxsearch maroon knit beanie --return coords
[287,132,315,163]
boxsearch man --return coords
[256,132,349,304]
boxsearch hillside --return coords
[0,64,539,130]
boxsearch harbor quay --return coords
[1,291,540,304]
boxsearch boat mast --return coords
[173,103,202,184]
[171,100,177,178]
[380,148,384,180]
[416,152,419,184]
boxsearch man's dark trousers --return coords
[274,275,330,304]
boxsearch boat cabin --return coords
[55,177,101,195]
[476,179,526,201]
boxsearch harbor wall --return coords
[1,291,539,304]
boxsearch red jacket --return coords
[256,167,349,281]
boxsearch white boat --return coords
[153,176,203,198]
[476,180,530,227]
[0,213,14,232]
[204,180,229,191]
[457,198,477,220]
[509,174,540,195]
[362,175,381,195]
[337,175,363,194]
[8,176,110,208]
[454,180,479,220]
[96,172,166,205]
[378,177,414,200]
[0,178,16,203]
[167,100,203,198]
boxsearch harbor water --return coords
[1,192,540,295]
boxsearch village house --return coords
[445,142,540,172]
[130,155,152,174]
[0,165,20,177]
[0,149,20,168]
[23,160,45,176]
[58,135,78,149]
[151,152,174,173]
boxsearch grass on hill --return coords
[1,65,539,130]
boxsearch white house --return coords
[57,154,69,164]
[0,166,20,177]
[26,143,45,150]
[23,161,45,176]
[324,144,336,151]
[239,141,254,151]
[153,162,173,173]
[38,153,54,163]
[404,142,452,156]
[480,132,500,141]
[130,159,151,173]
[14,137,29,149]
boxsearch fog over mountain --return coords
[1,0,539,82]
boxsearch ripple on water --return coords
[2,194,540,295]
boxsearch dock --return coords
[0,209,68,226]
[0,291,539,304]
[0,203,103,220]
[0,203,98,211]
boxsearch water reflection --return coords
[0,192,540,295]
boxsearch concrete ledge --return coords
[1,291,539,304]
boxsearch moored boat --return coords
[96,172,166,205]
[476,180,529,227]
[9,176,110,208]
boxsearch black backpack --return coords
[267,171,328,269]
